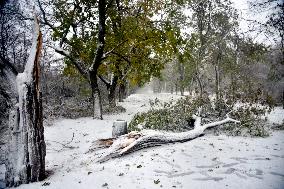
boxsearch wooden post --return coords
[112,120,127,138]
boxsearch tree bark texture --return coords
[5,16,46,187]
[118,81,127,102]
[0,57,17,165]
[215,64,220,101]
[88,0,106,119]
[90,70,103,120]
[108,75,118,107]
[178,60,184,96]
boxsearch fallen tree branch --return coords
[48,133,75,148]
[46,133,77,152]
[90,116,240,163]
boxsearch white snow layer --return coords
[0,93,284,189]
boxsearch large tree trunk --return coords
[88,0,106,119]
[89,70,103,120]
[4,16,46,187]
[0,58,18,166]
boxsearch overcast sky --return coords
[231,0,280,45]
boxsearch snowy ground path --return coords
[1,93,284,189]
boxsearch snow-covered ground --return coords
[1,93,284,189]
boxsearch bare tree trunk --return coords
[194,59,204,98]
[178,61,184,96]
[90,70,103,120]
[175,81,178,95]
[118,81,127,102]
[99,73,118,107]
[88,0,106,119]
[196,73,203,98]
[215,64,220,101]
[108,75,118,107]
[188,76,194,95]
[5,16,46,187]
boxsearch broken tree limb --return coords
[5,15,46,187]
[91,116,240,163]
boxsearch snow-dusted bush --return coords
[43,96,93,120]
[43,96,126,122]
[129,96,213,132]
[214,105,270,137]
[129,96,271,137]
[271,120,284,130]
[42,73,126,122]
[103,105,126,114]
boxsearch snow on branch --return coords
[50,46,70,57]
[202,117,240,130]
[17,15,42,84]
[90,115,240,163]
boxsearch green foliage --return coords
[129,96,271,137]
[104,0,170,86]
[103,105,126,114]
[218,105,269,137]
[129,96,212,132]
[51,0,176,88]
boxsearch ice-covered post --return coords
[112,120,128,138]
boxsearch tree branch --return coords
[0,55,18,75]
[90,0,106,71]
[98,74,111,88]
[50,46,89,79]
[90,115,240,163]
[37,0,57,31]
[101,40,127,60]
[111,51,131,64]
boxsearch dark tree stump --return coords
[112,120,128,138]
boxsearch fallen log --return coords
[90,115,240,163]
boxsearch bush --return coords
[129,96,207,132]
[271,120,284,130]
[103,105,126,114]
[129,96,270,137]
